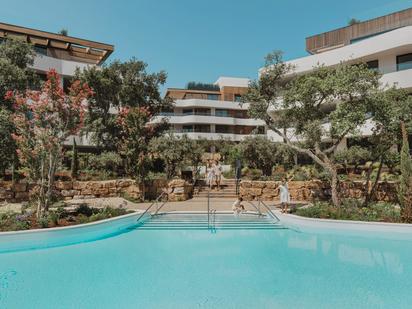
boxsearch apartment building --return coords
[159,77,266,141]
[0,22,114,147]
[265,7,412,149]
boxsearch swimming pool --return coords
[1,212,412,308]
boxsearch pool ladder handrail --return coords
[246,199,280,223]
[135,191,168,223]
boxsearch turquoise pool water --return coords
[1,214,412,308]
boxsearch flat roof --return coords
[0,22,114,65]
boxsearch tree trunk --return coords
[363,156,384,207]
[330,167,340,207]
[45,154,57,212]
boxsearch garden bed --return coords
[292,200,401,223]
[0,204,134,232]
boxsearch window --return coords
[182,125,193,133]
[194,125,210,133]
[215,109,229,117]
[34,45,47,56]
[194,108,210,116]
[215,125,232,134]
[397,53,412,71]
[207,94,219,100]
[182,109,193,115]
[366,60,379,71]
[234,94,242,102]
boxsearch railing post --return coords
[207,189,210,228]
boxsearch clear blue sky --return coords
[1,0,412,90]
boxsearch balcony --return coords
[153,114,264,126]
[173,132,265,141]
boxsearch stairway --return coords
[136,213,285,230]
[195,178,239,198]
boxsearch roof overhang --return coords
[0,22,114,65]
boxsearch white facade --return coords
[31,54,93,77]
[263,25,412,146]
[157,77,266,141]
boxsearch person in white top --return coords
[232,197,245,215]
[214,161,222,190]
[279,178,291,213]
[207,165,215,190]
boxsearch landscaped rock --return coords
[73,181,87,190]
[265,181,279,189]
[15,191,29,200]
[241,181,252,188]
[116,179,133,187]
[0,188,14,200]
[173,187,184,194]
[61,190,80,197]
[251,181,266,188]
[168,179,186,188]
[54,181,72,190]
[12,182,27,192]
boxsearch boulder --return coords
[55,181,72,190]
[168,179,186,188]
[12,182,27,192]
[61,190,80,197]
[251,181,266,188]
[240,181,252,188]
[15,191,29,200]
[265,181,279,189]
[73,181,87,190]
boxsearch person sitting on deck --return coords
[232,197,245,215]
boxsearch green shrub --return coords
[76,204,94,217]
[38,217,49,228]
[47,211,59,226]
[0,212,31,231]
[242,167,263,180]
[88,152,122,172]
[295,200,401,222]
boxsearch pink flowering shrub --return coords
[9,70,93,216]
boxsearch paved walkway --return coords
[66,197,305,213]
[1,197,306,214]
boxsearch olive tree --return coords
[244,51,381,206]
[238,136,293,176]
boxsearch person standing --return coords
[279,178,290,213]
[214,161,222,190]
[207,164,215,190]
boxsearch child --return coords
[232,197,245,215]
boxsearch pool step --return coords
[136,213,284,230]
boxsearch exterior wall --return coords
[0,179,193,203]
[306,8,412,54]
[239,180,398,203]
[163,78,266,141]
[263,23,412,149]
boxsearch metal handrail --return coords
[207,189,210,227]
[246,200,263,216]
[135,191,168,223]
[153,198,169,215]
[258,199,280,222]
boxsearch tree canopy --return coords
[243,50,400,206]
[75,58,172,148]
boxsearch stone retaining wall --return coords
[239,180,398,203]
[0,179,193,203]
